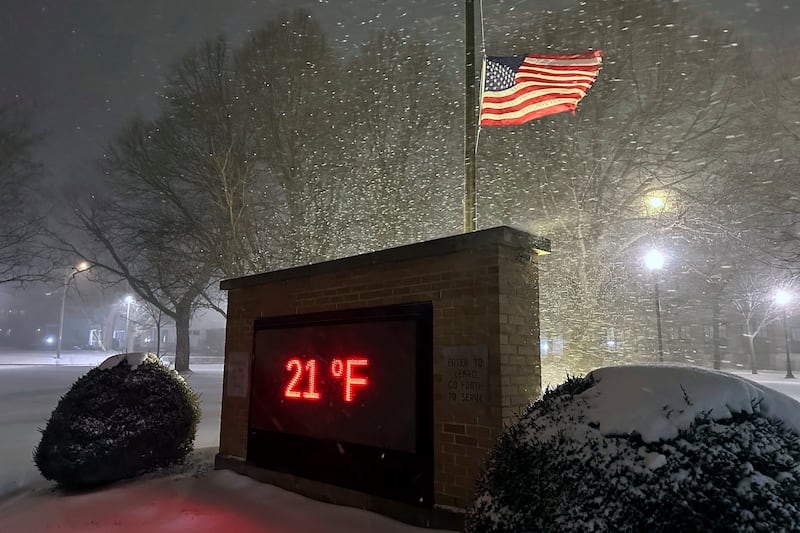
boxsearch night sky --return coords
[1,0,797,185]
[0,0,460,182]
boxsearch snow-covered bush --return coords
[34,353,200,489]
[466,365,800,532]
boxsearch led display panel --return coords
[250,319,417,451]
[246,303,433,506]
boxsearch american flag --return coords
[479,50,603,127]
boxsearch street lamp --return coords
[124,294,134,353]
[774,289,794,379]
[644,249,665,362]
[56,261,90,359]
[644,190,669,216]
[647,195,665,210]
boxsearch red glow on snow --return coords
[0,482,274,533]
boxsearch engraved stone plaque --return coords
[226,351,250,398]
[441,345,489,411]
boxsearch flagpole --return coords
[463,0,477,232]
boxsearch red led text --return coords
[284,358,321,400]
[283,357,369,402]
[331,358,369,402]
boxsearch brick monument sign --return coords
[215,225,549,529]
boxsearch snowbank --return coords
[98,352,156,371]
[579,364,800,442]
[467,364,800,532]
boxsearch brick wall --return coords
[218,226,548,510]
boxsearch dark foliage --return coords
[33,354,200,489]
[466,374,800,532]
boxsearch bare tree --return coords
[476,0,768,375]
[324,30,462,253]
[58,186,217,372]
[59,20,345,370]
[234,9,337,264]
[232,14,463,264]
[729,273,792,374]
[162,38,286,279]
[0,103,47,284]
[740,50,800,270]
[56,38,259,371]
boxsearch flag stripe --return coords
[479,50,602,127]
[519,64,603,72]
[481,100,581,126]
[482,86,588,109]
[518,65,601,76]
[521,57,602,67]
[482,91,586,118]
[517,71,599,81]
[482,81,590,102]
[516,73,597,83]
[518,65,597,78]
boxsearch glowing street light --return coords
[124,294,134,352]
[644,191,669,216]
[56,261,90,359]
[647,195,665,209]
[774,289,794,379]
[643,249,665,362]
[644,249,665,271]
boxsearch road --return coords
[732,369,800,400]
[1,360,798,499]
[0,363,223,496]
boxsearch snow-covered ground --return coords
[1,353,799,532]
[0,359,223,497]
[0,353,449,532]
[0,458,449,532]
